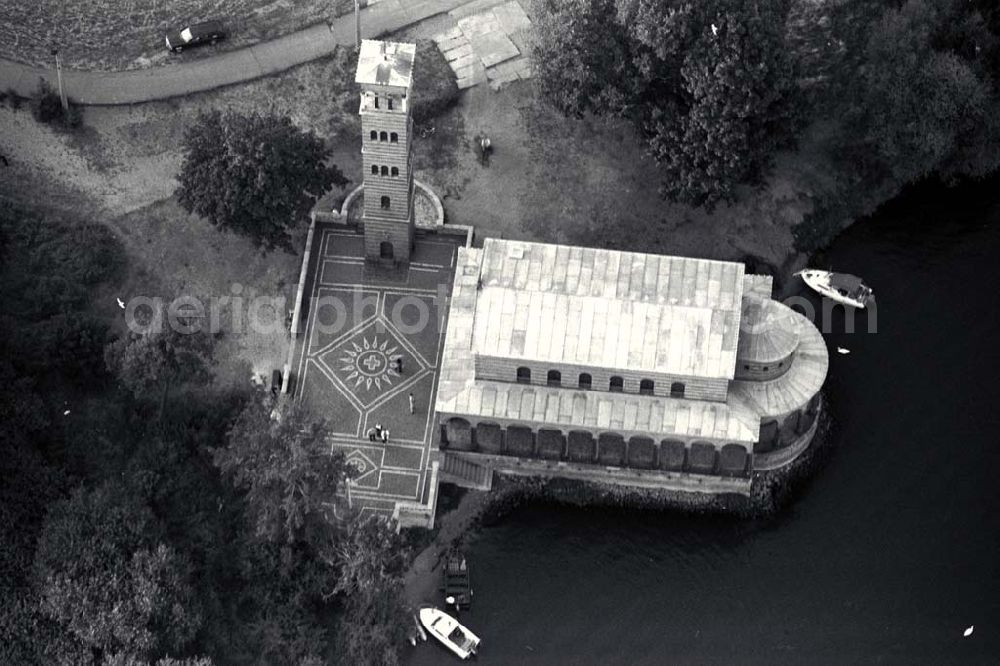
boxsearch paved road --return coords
[0,0,475,105]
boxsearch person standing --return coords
[408,392,415,414]
[381,428,390,444]
[374,422,382,440]
[366,426,377,442]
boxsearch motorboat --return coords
[418,606,481,660]
[795,269,874,309]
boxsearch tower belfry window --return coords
[388,98,394,110]
[374,95,379,109]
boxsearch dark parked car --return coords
[165,21,226,53]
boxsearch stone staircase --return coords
[440,453,493,490]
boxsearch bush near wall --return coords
[410,39,459,126]
[29,80,82,130]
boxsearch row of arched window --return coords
[370,165,400,177]
[369,130,399,143]
[515,367,685,398]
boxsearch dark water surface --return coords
[409,180,1000,665]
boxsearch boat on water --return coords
[442,550,473,610]
[418,606,481,660]
[795,269,874,309]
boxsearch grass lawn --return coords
[411,77,834,285]
[0,0,356,71]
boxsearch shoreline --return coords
[401,399,836,610]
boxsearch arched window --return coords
[547,370,561,387]
[516,367,531,384]
[370,130,377,140]
[379,131,388,141]
[391,166,399,177]
[639,379,654,395]
[380,195,390,209]
[578,373,592,390]
[670,382,685,398]
[371,164,378,175]
[609,376,624,392]
[390,132,398,142]
[380,166,389,176]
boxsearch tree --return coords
[324,514,407,599]
[32,485,202,661]
[176,111,348,250]
[213,395,350,544]
[858,0,1000,182]
[530,0,799,208]
[324,516,410,666]
[104,325,213,416]
[531,0,635,118]
[630,0,799,207]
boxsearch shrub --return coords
[6,87,23,110]
[411,39,459,125]
[29,79,82,130]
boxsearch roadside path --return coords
[0,0,474,105]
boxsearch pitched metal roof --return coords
[472,239,745,379]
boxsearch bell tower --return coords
[355,39,417,265]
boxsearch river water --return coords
[408,179,1000,665]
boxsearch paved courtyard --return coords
[433,0,534,90]
[291,225,461,517]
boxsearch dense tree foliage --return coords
[214,396,349,544]
[855,0,1000,182]
[33,485,202,661]
[176,111,348,250]
[532,0,800,207]
[104,325,214,415]
[0,199,123,385]
[327,516,411,666]
[0,199,412,665]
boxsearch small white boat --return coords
[419,606,481,660]
[795,269,874,309]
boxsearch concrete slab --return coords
[448,53,477,72]
[449,0,510,20]
[453,63,477,80]
[514,58,534,79]
[433,26,464,43]
[443,43,474,61]
[438,35,469,52]
[492,1,532,33]
[457,12,502,38]
[486,57,522,79]
[471,31,521,68]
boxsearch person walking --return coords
[366,426,377,442]
[394,356,404,374]
[374,422,382,440]
[381,428,390,444]
[408,392,415,414]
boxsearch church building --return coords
[434,240,828,495]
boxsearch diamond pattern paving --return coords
[290,226,462,516]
